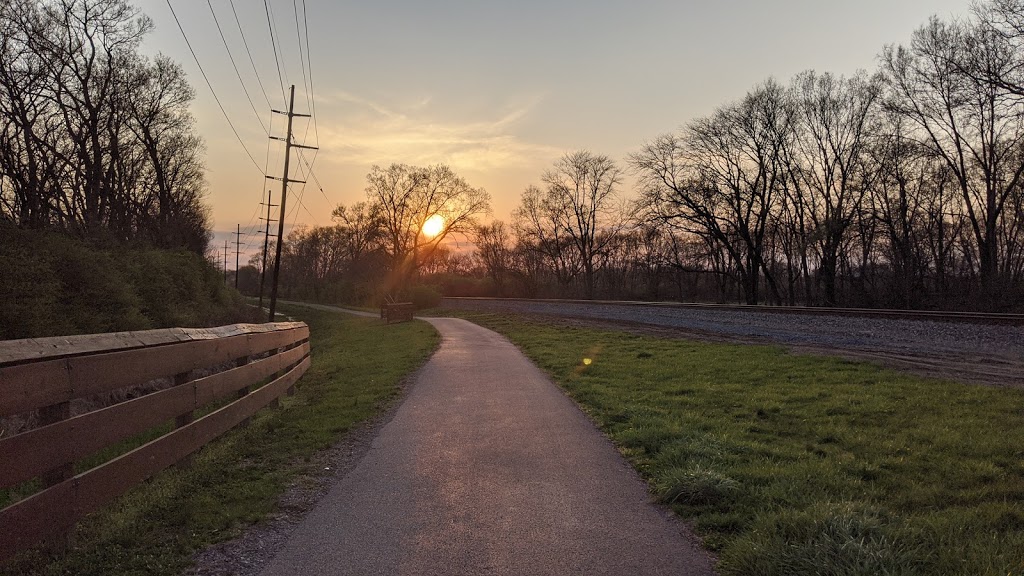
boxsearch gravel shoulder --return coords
[441,299,1024,389]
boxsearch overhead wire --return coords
[292,0,311,117]
[301,0,318,146]
[166,0,266,175]
[261,0,309,254]
[228,0,276,109]
[263,0,289,102]
[236,107,278,257]
[207,0,268,135]
[287,0,327,217]
[296,148,330,205]
[245,109,279,255]
[237,202,262,252]
[184,0,325,241]
[288,0,317,150]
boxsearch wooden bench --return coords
[0,322,311,559]
[381,302,415,324]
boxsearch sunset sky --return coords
[131,0,969,260]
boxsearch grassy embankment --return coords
[0,225,251,339]
[449,311,1024,576]
[1,305,438,576]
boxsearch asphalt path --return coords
[259,316,715,575]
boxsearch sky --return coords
[131,0,971,262]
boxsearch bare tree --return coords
[512,184,582,291]
[365,163,490,292]
[788,70,881,305]
[882,16,1024,303]
[474,220,514,295]
[633,80,792,304]
[519,150,625,299]
[331,200,384,262]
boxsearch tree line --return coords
[244,163,491,305]
[261,1,1024,311]
[0,0,210,253]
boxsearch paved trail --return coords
[260,317,714,576]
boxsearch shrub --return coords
[0,225,251,339]
[404,284,442,309]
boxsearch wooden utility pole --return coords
[223,240,228,284]
[233,224,242,288]
[258,189,277,312]
[267,85,317,322]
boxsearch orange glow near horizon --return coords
[422,214,445,238]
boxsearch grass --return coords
[0,224,253,340]
[1,305,438,576]
[445,310,1024,576]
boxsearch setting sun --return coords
[422,214,445,238]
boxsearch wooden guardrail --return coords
[0,322,311,560]
[381,302,415,324]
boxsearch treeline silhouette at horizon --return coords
[266,1,1024,312]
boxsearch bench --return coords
[381,302,415,324]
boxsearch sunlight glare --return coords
[422,214,445,238]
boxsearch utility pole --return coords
[267,84,317,322]
[223,240,228,284]
[233,224,242,289]
[258,189,277,312]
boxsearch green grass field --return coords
[450,311,1024,576]
[1,306,437,576]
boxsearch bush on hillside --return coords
[0,224,251,340]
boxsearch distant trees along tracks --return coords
[298,1,1024,311]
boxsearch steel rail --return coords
[442,297,1024,326]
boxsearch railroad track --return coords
[445,297,1024,325]
[442,297,1024,388]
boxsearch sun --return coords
[422,214,445,238]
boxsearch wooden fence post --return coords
[286,345,298,398]
[38,376,73,551]
[236,356,252,425]
[174,370,194,467]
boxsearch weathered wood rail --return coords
[380,302,415,324]
[0,322,311,560]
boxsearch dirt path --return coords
[257,317,714,576]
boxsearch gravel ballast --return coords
[442,298,1024,388]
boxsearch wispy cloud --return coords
[311,91,561,172]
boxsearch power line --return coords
[237,201,264,254]
[207,0,268,135]
[301,0,318,146]
[286,0,316,150]
[166,0,265,175]
[228,0,275,109]
[292,0,311,117]
[263,0,289,103]
[296,147,329,205]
